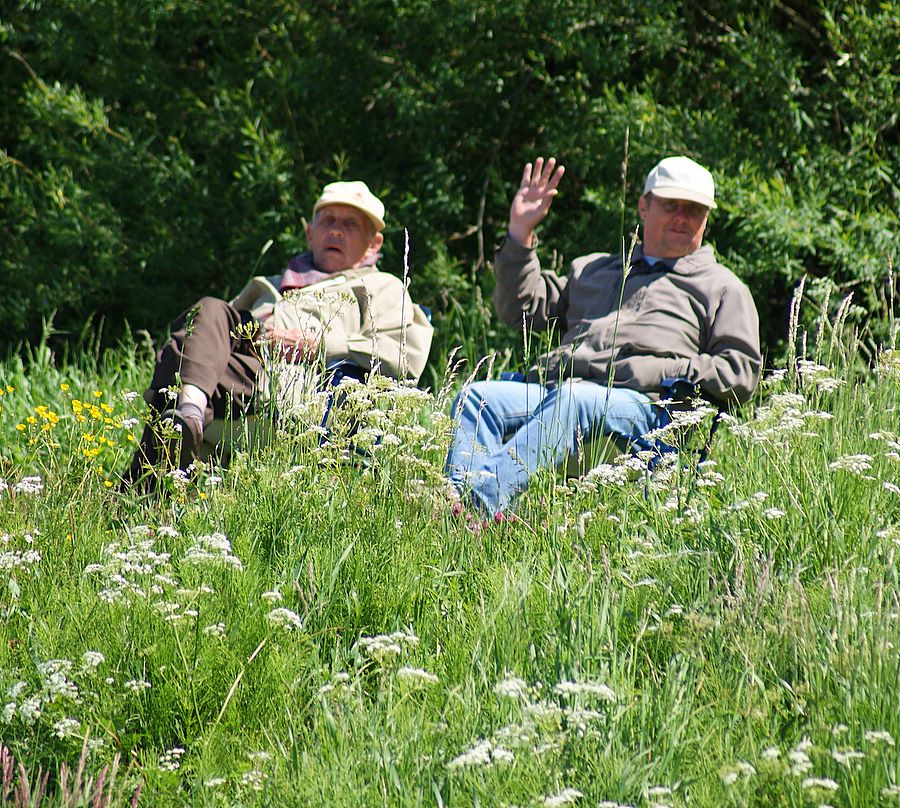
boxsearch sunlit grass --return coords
[0,297,898,806]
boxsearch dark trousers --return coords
[145,296,261,423]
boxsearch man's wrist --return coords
[506,226,535,248]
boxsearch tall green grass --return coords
[0,289,898,806]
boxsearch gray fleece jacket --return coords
[493,238,762,405]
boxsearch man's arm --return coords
[493,157,571,331]
[611,283,762,405]
[343,274,433,382]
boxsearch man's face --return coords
[306,204,383,272]
[638,193,709,259]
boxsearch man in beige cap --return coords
[126,180,433,481]
[446,155,761,515]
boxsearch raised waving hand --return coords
[508,156,565,248]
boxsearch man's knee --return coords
[191,296,234,320]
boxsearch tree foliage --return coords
[1,0,897,362]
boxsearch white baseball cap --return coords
[313,180,386,231]
[643,156,717,209]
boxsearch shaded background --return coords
[1,0,897,376]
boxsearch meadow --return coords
[1,283,899,808]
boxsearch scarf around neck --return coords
[279,250,380,292]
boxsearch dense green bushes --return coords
[1,1,897,366]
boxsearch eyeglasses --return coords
[651,195,709,219]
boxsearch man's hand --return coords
[508,156,565,248]
[261,319,320,363]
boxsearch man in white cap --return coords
[127,180,433,480]
[446,155,761,516]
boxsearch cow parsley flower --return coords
[52,717,81,739]
[553,680,616,701]
[396,667,439,686]
[864,729,895,745]
[14,476,43,495]
[493,676,530,700]
[267,607,303,631]
[542,788,583,806]
[831,748,865,766]
[828,454,873,474]
[802,777,838,792]
[447,739,513,770]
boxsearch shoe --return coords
[120,422,162,490]
[160,408,204,470]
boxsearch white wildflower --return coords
[802,777,838,791]
[81,651,105,671]
[52,717,81,738]
[122,391,139,403]
[267,607,303,631]
[760,746,781,761]
[831,748,865,766]
[158,747,185,772]
[124,679,151,693]
[354,630,418,663]
[241,769,265,791]
[881,784,900,797]
[493,676,530,700]
[542,787,583,806]
[553,680,616,701]
[202,622,226,638]
[736,760,756,776]
[646,786,672,798]
[447,739,512,770]
[261,590,283,603]
[204,777,227,788]
[14,477,43,495]
[762,507,786,520]
[17,696,42,724]
[864,729,895,745]
[396,667,439,686]
[184,532,243,570]
[7,682,28,700]
[795,737,814,752]
[828,454,873,474]
[788,750,812,775]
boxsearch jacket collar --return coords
[631,243,714,275]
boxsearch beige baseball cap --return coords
[313,180,386,232]
[643,156,717,209]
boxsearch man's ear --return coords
[638,194,649,221]
[304,219,312,243]
[366,231,384,259]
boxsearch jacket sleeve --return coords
[613,281,762,405]
[492,237,569,332]
[344,274,434,383]
[686,281,762,404]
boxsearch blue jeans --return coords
[445,378,668,514]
